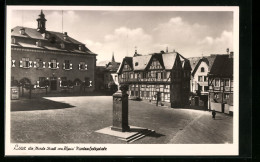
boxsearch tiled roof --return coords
[117,52,189,74]
[12,26,84,44]
[133,55,152,71]
[188,57,202,73]
[11,26,96,55]
[209,55,233,77]
[105,61,121,72]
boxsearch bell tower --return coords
[37,10,47,33]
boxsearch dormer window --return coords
[41,33,49,39]
[36,40,42,47]
[79,45,84,51]
[60,43,65,49]
[19,28,25,35]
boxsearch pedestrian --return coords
[212,109,216,119]
[156,92,161,106]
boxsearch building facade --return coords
[95,53,120,92]
[189,55,218,95]
[117,50,191,108]
[208,53,233,115]
[11,10,97,95]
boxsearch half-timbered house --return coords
[208,53,233,115]
[117,51,191,108]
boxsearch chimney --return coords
[173,49,176,53]
[19,28,25,35]
[166,46,168,53]
[226,48,229,54]
[229,51,234,58]
[63,32,68,40]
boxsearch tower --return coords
[37,10,47,33]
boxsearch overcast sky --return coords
[11,10,233,64]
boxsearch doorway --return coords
[50,77,57,91]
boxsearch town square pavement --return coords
[10,96,233,144]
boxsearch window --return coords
[215,78,220,87]
[36,40,42,47]
[156,72,163,79]
[79,62,87,70]
[11,60,16,67]
[204,76,208,82]
[130,73,134,79]
[224,79,230,87]
[50,59,57,69]
[201,67,205,72]
[22,58,30,68]
[36,59,43,68]
[60,77,67,87]
[224,93,229,99]
[39,77,46,87]
[198,76,203,82]
[204,86,209,92]
[60,43,65,49]
[134,73,138,79]
[214,93,219,98]
[135,62,138,66]
[231,80,233,87]
[64,60,70,70]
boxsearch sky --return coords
[11,9,233,64]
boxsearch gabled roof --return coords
[189,54,219,76]
[117,57,133,74]
[146,53,165,70]
[188,57,202,73]
[209,55,233,77]
[105,61,121,72]
[162,53,178,70]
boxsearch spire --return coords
[135,46,137,54]
[112,52,115,62]
[37,10,47,33]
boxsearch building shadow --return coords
[11,97,75,112]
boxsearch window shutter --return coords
[19,60,23,67]
[63,63,65,70]
[33,61,37,68]
[36,81,40,88]
[70,63,73,70]
[29,61,33,68]
[48,62,51,68]
[78,64,80,70]
[12,60,15,67]
[43,62,46,68]
[57,62,59,69]
[89,81,92,87]
[85,64,88,70]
